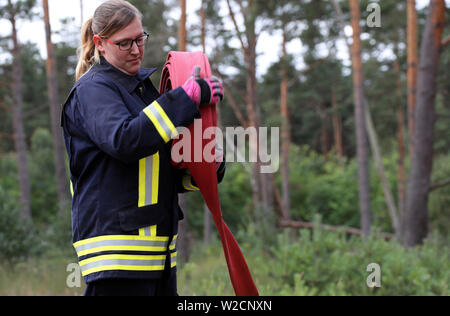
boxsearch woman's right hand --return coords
[182,66,224,106]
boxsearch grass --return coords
[0,240,242,296]
[178,243,234,296]
[0,230,448,296]
[0,250,85,296]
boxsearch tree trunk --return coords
[349,0,371,238]
[331,87,344,164]
[9,1,32,221]
[318,103,330,161]
[394,53,406,236]
[246,24,262,213]
[365,104,400,236]
[280,29,291,220]
[43,0,71,217]
[407,0,418,157]
[199,0,213,245]
[178,0,187,52]
[200,0,206,53]
[249,2,272,216]
[404,0,445,247]
[226,0,272,216]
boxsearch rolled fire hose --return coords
[160,51,259,296]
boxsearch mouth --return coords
[128,58,141,64]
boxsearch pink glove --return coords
[182,66,224,106]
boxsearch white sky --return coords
[0,0,446,77]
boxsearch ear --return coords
[93,35,105,55]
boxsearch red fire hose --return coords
[160,51,259,296]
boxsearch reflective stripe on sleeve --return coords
[143,101,178,143]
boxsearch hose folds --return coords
[160,51,259,296]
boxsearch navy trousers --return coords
[84,272,177,296]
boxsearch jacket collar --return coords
[95,56,158,93]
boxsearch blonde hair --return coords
[75,0,142,81]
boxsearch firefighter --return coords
[61,0,225,296]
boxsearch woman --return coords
[61,0,224,296]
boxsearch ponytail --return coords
[75,17,100,81]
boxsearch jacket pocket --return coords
[118,204,166,232]
[138,152,160,207]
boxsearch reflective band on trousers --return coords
[143,101,178,143]
[139,152,160,207]
[74,235,177,257]
[79,253,177,276]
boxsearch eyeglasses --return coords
[102,32,149,51]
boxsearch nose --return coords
[130,40,140,54]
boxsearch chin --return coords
[127,65,140,76]
[133,61,142,69]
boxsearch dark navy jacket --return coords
[61,57,218,283]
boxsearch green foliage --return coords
[429,155,450,236]
[179,228,449,296]
[0,153,46,265]
[42,210,73,251]
[0,0,449,296]
[0,128,71,261]
[29,128,58,223]
[0,188,41,266]
[184,143,448,240]
[279,145,381,230]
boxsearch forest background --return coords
[0,0,449,296]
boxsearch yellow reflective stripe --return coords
[143,101,178,143]
[70,181,74,197]
[80,254,167,266]
[151,101,178,140]
[138,159,146,207]
[79,253,178,276]
[73,234,170,257]
[150,225,157,237]
[136,229,176,249]
[171,252,177,268]
[76,245,167,258]
[139,225,157,237]
[182,175,199,191]
[139,227,148,237]
[151,153,159,205]
[143,106,169,143]
[79,254,169,276]
[138,152,159,207]
[169,235,177,251]
[82,265,165,276]
[74,235,169,248]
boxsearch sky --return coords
[0,0,301,77]
[0,0,446,77]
